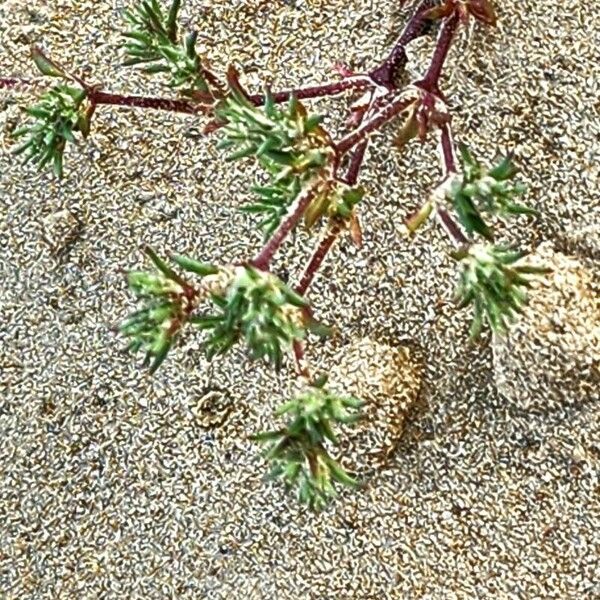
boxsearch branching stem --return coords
[296,223,342,296]
[335,95,415,156]
[248,75,376,105]
[370,0,437,88]
[415,12,460,95]
[90,89,200,114]
[251,184,319,270]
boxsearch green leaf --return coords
[52,152,64,179]
[304,114,324,133]
[252,430,284,443]
[458,143,478,169]
[31,46,67,78]
[144,245,180,280]
[149,338,172,374]
[166,0,181,40]
[327,458,358,488]
[488,154,518,180]
[306,317,332,338]
[406,199,434,234]
[171,255,219,276]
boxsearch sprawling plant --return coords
[1,0,549,510]
[254,378,362,511]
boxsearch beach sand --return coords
[1,0,599,597]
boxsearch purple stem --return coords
[336,95,415,155]
[437,207,469,245]
[370,0,437,88]
[248,76,375,105]
[436,121,468,246]
[344,140,369,185]
[91,90,200,114]
[416,12,460,94]
[251,184,319,270]
[296,223,341,296]
[439,121,457,175]
[1,76,202,114]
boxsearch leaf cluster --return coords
[121,247,216,372]
[454,244,550,337]
[12,84,89,178]
[217,71,333,237]
[304,181,365,229]
[448,144,537,240]
[194,266,328,369]
[254,381,363,511]
[122,0,209,93]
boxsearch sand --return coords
[1,0,599,598]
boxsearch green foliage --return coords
[217,70,333,237]
[5,0,550,511]
[31,46,68,79]
[194,266,329,369]
[254,381,363,511]
[447,145,536,240]
[454,244,550,337]
[121,247,207,373]
[122,0,209,93]
[122,254,330,372]
[12,84,89,178]
[301,180,365,229]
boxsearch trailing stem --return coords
[370,0,437,87]
[335,95,415,156]
[247,76,377,105]
[89,89,200,114]
[436,121,468,246]
[415,12,460,95]
[251,184,320,270]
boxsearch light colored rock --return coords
[190,387,234,428]
[493,242,600,412]
[328,337,422,473]
[41,209,80,255]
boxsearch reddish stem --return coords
[296,223,341,296]
[335,95,415,155]
[1,77,202,114]
[90,89,200,114]
[436,121,468,246]
[437,206,468,245]
[344,140,369,185]
[370,0,437,88]
[248,76,375,105]
[416,12,460,95]
[251,184,319,270]
[439,121,457,175]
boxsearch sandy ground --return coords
[1,0,599,598]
